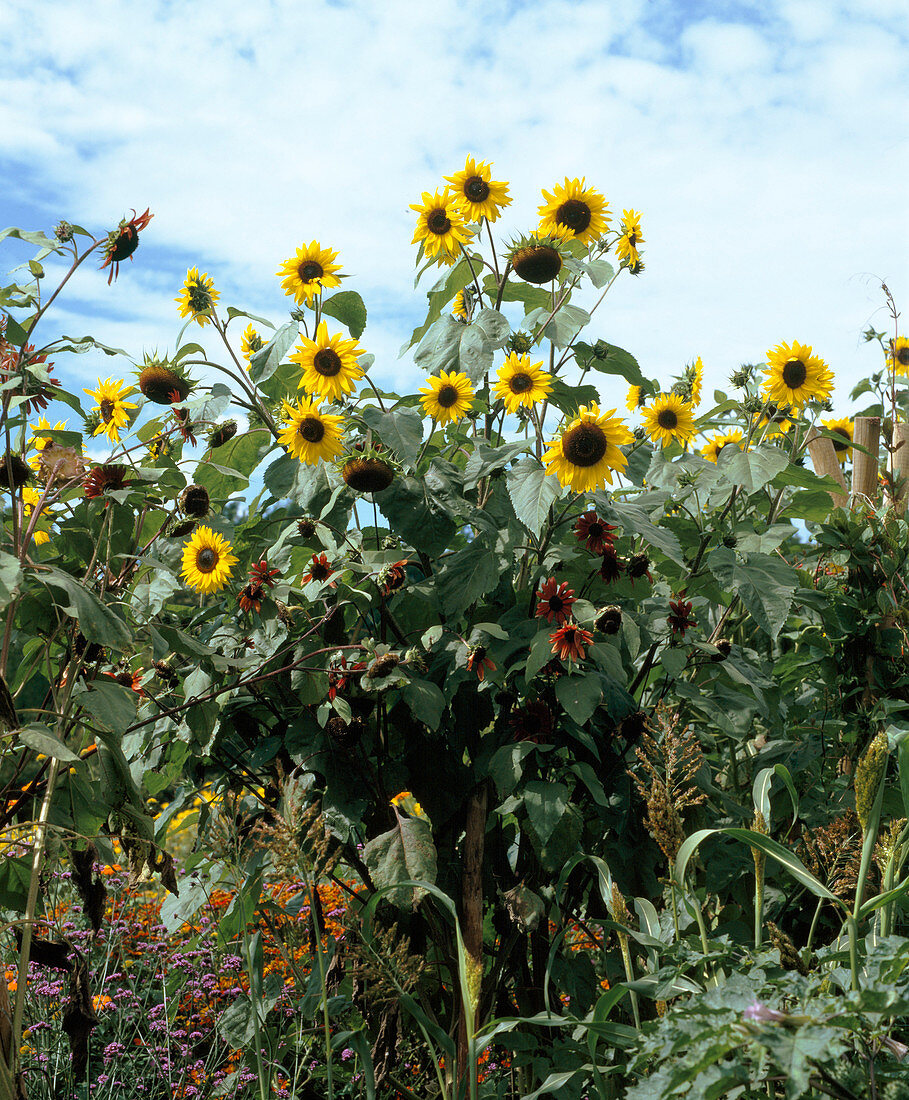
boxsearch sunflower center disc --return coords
[782,358,807,389]
[510,373,533,393]
[549,595,563,612]
[437,384,458,408]
[832,435,848,453]
[657,409,679,430]
[197,548,218,573]
[299,417,326,443]
[427,210,451,235]
[311,563,329,580]
[562,423,607,467]
[464,176,490,202]
[299,261,324,281]
[898,347,909,366]
[314,349,342,377]
[99,400,115,423]
[556,199,592,233]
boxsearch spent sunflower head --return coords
[493,353,552,414]
[276,241,342,306]
[444,156,512,223]
[538,177,610,246]
[410,189,473,266]
[419,370,475,425]
[542,404,633,493]
[700,429,744,463]
[180,526,238,595]
[175,267,219,327]
[641,394,697,449]
[762,340,833,409]
[278,397,345,466]
[507,232,567,284]
[291,321,365,403]
[83,377,138,444]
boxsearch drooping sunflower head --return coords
[340,451,397,493]
[419,370,475,425]
[762,340,833,409]
[542,404,633,493]
[410,189,473,266]
[276,241,342,306]
[83,377,138,444]
[444,156,512,223]
[493,353,553,414]
[138,354,192,405]
[538,177,610,246]
[700,429,744,463]
[889,337,909,377]
[179,484,211,518]
[821,417,853,462]
[506,232,568,284]
[278,397,345,466]
[100,208,153,284]
[180,526,237,595]
[0,452,32,490]
[641,393,697,449]
[175,267,220,327]
[291,321,366,403]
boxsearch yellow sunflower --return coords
[291,321,365,403]
[444,156,512,223]
[419,370,475,424]
[493,353,552,414]
[889,337,909,377]
[452,290,470,321]
[641,394,697,448]
[241,324,265,365]
[538,177,610,246]
[821,417,853,462]
[701,429,744,463]
[614,208,644,266]
[756,406,794,437]
[687,356,704,408]
[278,397,345,466]
[175,267,219,327]
[22,486,52,544]
[180,526,238,595]
[762,340,833,408]
[410,190,473,266]
[83,378,138,444]
[276,241,342,306]
[542,404,633,493]
[625,385,646,412]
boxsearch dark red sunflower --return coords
[237,583,266,614]
[599,548,625,584]
[627,553,652,584]
[667,598,696,636]
[509,699,554,743]
[0,342,60,416]
[327,656,366,701]
[249,559,281,588]
[100,208,154,284]
[379,560,409,597]
[535,578,577,625]
[301,552,335,587]
[466,644,496,681]
[549,622,593,663]
[574,511,617,554]
[83,465,130,498]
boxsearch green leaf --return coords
[402,259,473,351]
[707,547,799,640]
[225,306,275,328]
[506,458,561,536]
[577,341,646,387]
[249,320,297,384]
[585,258,616,288]
[542,303,590,347]
[0,550,23,610]
[555,673,603,725]
[546,378,602,418]
[321,290,367,338]
[360,406,423,466]
[195,429,272,499]
[523,780,569,845]
[3,315,28,347]
[412,314,462,376]
[0,854,33,911]
[74,680,138,734]
[487,742,537,797]
[362,814,438,909]
[39,567,132,652]
[716,444,790,493]
[463,440,528,488]
[436,538,500,616]
[524,629,555,683]
[18,724,80,762]
[378,475,456,557]
[402,679,446,731]
[472,307,511,347]
[601,499,686,565]
[458,324,493,383]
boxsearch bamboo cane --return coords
[851,417,880,505]
[806,429,848,508]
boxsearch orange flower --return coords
[549,622,593,663]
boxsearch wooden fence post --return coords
[806,429,848,509]
[851,417,880,506]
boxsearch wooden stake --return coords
[851,416,880,505]
[894,423,909,509]
[806,429,848,509]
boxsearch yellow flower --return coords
[180,526,238,595]
[493,353,552,414]
[701,429,744,463]
[762,340,833,408]
[452,290,469,321]
[542,404,633,493]
[30,417,67,453]
[626,385,645,412]
[83,378,138,444]
[687,356,704,408]
[889,337,909,377]
[419,370,475,424]
[615,208,644,266]
[410,190,473,266]
[276,242,342,306]
[291,321,365,403]
[821,417,853,462]
[241,324,265,365]
[22,486,54,545]
[278,397,345,465]
[444,156,512,223]
[175,267,219,326]
[641,394,697,448]
[538,177,610,246]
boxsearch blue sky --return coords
[1,0,907,442]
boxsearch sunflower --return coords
[276,241,342,306]
[410,189,473,266]
[538,177,610,246]
[452,290,470,321]
[574,511,617,554]
[181,526,238,595]
[301,551,336,587]
[535,578,577,625]
[508,233,567,284]
[625,385,646,412]
[419,370,475,425]
[614,208,644,266]
[700,429,744,463]
[686,356,704,408]
[889,337,909,377]
[549,622,594,663]
[291,322,365,403]
[493,353,553,414]
[466,644,496,681]
[83,465,130,498]
[755,404,793,437]
[99,208,153,284]
[543,404,632,493]
[762,340,833,408]
[138,361,191,404]
[175,267,219,326]
[241,324,265,364]
[278,397,345,466]
[29,417,66,457]
[444,156,512,223]
[641,394,696,448]
[821,417,853,462]
[84,378,138,444]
